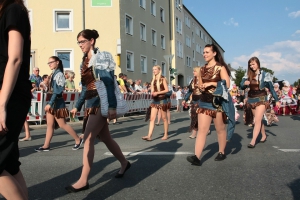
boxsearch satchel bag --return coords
[94,76,129,118]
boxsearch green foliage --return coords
[234,66,246,87]
[293,79,300,86]
[261,67,274,75]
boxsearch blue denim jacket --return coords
[213,80,235,141]
[47,69,65,106]
[184,79,193,101]
[240,70,279,102]
[75,50,117,111]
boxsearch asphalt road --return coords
[1,111,300,200]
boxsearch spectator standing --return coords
[65,71,76,92]
[118,73,127,93]
[135,79,143,92]
[176,87,183,112]
[29,67,42,87]
[39,74,50,92]
[0,0,32,199]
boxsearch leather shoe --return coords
[115,162,131,178]
[65,183,89,193]
[247,144,255,148]
[187,155,201,166]
[214,152,226,161]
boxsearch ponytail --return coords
[49,56,64,74]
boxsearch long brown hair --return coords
[0,0,27,18]
[49,56,64,74]
[205,44,231,77]
[247,57,260,82]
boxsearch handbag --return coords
[95,76,129,118]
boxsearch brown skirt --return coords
[82,106,100,134]
[48,107,69,119]
[244,101,270,125]
[196,107,227,124]
[189,102,199,132]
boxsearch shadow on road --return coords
[287,165,300,200]
[26,139,182,200]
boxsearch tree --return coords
[234,66,246,87]
[261,67,274,75]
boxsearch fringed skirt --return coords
[48,97,69,119]
[244,95,270,125]
[82,94,100,135]
[145,98,170,122]
[189,100,200,132]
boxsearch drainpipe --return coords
[82,0,85,29]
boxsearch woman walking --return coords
[143,65,169,141]
[65,29,130,193]
[186,44,232,166]
[0,0,32,199]
[240,57,280,148]
[35,56,83,152]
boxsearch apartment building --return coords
[25,0,224,87]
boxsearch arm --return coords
[266,82,279,102]
[47,72,64,107]
[240,78,248,90]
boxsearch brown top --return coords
[192,77,202,95]
[201,65,222,94]
[81,57,96,91]
[249,79,259,91]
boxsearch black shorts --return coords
[0,95,30,175]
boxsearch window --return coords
[152,59,157,66]
[196,60,201,66]
[161,35,165,49]
[141,55,147,73]
[150,0,156,16]
[151,29,157,46]
[176,17,182,33]
[204,34,208,43]
[160,7,165,22]
[140,0,146,9]
[54,10,73,31]
[195,27,200,36]
[55,49,73,70]
[185,35,191,47]
[185,15,190,28]
[161,62,166,76]
[192,32,195,43]
[140,23,146,41]
[200,30,203,39]
[125,14,133,35]
[176,0,181,10]
[176,40,183,58]
[186,56,191,67]
[126,51,134,71]
[196,43,201,53]
[193,50,195,61]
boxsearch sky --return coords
[184,0,300,84]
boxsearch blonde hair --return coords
[192,66,202,86]
[151,65,162,92]
[127,79,133,85]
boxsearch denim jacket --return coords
[184,79,193,101]
[75,49,117,111]
[47,69,65,106]
[240,70,279,102]
[213,80,235,141]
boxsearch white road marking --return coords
[278,149,300,152]
[104,151,194,156]
[272,146,279,149]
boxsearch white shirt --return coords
[176,90,183,100]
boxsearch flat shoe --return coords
[189,135,196,139]
[260,136,267,143]
[247,144,255,148]
[155,123,160,126]
[115,162,131,178]
[65,183,89,193]
[19,137,32,141]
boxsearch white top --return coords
[176,90,183,100]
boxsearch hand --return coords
[0,106,8,136]
[276,101,281,108]
[244,81,250,85]
[44,104,51,112]
[108,109,116,120]
[152,92,158,97]
[70,108,78,118]
[182,100,186,106]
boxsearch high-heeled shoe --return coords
[115,162,131,178]
[65,183,89,193]
[260,136,267,143]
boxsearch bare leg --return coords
[156,109,161,124]
[189,129,197,138]
[194,114,212,159]
[42,112,55,148]
[249,105,266,146]
[56,117,80,144]
[167,109,171,124]
[99,123,128,173]
[0,170,27,200]
[71,111,107,189]
[143,107,158,140]
[161,110,168,140]
[213,113,227,154]
[20,121,31,140]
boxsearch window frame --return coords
[53,9,73,32]
[150,0,156,16]
[140,55,147,74]
[160,7,165,22]
[161,34,165,49]
[151,29,157,46]
[140,22,146,41]
[161,62,166,76]
[125,14,133,35]
[54,49,74,70]
[126,50,134,71]
[139,0,146,9]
